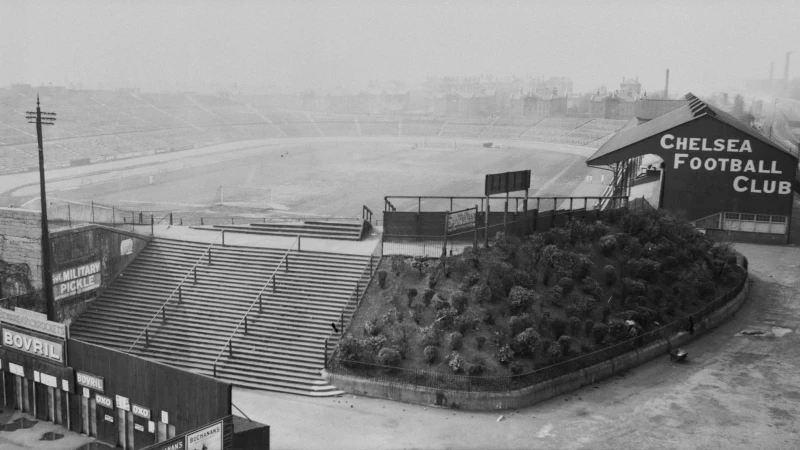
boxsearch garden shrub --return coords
[448,332,464,350]
[420,325,441,347]
[604,265,618,286]
[423,345,438,364]
[511,328,540,357]
[377,347,402,367]
[495,344,513,365]
[621,277,646,296]
[410,303,424,324]
[599,235,616,256]
[557,335,572,354]
[411,256,425,277]
[423,289,435,306]
[592,323,608,344]
[390,256,406,275]
[432,295,449,311]
[364,319,380,337]
[454,314,475,334]
[584,319,595,338]
[482,310,495,325]
[471,282,491,305]
[540,338,553,354]
[508,286,535,315]
[558,277,575,294]
[607,318,628,341]
[581,276,604,300]
[460,271,481,291]
[377,270,388,289]
[476,336,486,350]
[407,288,418,306]
[436,307,459,328]
[602,305,612,323]
[509,313,534,336]
[568,316,582,336]
[548,342,562,362]
[571,255,594,280]
[509,361,525,375]
[446,352,464,373]
[450,291,469,314]
[550,317,568,338]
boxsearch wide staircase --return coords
[70,237,378,396]
[191,220,366,241]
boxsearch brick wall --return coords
[0,207,43,296]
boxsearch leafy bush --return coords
[604,265,618,286]
[592,323,608,344]
[460,271,481,291]
[509,361,525,375]
[511,328,540,357]
[448,332,464,350]
[581,276,604,300]
[508,286,535,315]
[482,310,494,325]
[454,314,476,334]
[558,277,575,294]
[496,344,513,365]
[476,336,486,349]
[407,288,418,306]
[450,292,469,314]
[423,345,438,364]
[571,255,594,280]
[420,325,441,347]
[423,289,435,306]
[568,316,582,336]
[377,347,402,367]
[599,235,616,256]
[584,319,595,337]
[549,342,563,362]
[602,305,612,323]
[436,307,459,328]
[364,319,380,337]
[550,317,568,338]
[446,352,464,373]
[378,270,388,289]
[540,338,553,354]
[557,335,572,355]
[471,282,491,304]
[607,319,628,341]
[432,295,449,311]
[509,313,534,336]
[621,277,646,296]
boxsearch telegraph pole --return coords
[26,97,57,321]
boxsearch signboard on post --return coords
[485,170,531,196]
[446,207,477,233]
[1,326,65,364]
[0,307,67,339]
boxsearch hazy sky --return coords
[2,0,798,95]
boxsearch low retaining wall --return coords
[323,276,749,410]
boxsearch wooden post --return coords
[551,198,557,228]
[91,201,95,223]
[272,276,276,293]
[298,236,301,252]
[504,192,509,233]
[259,293,262,312]
[194,267,197,284]
[201,217,204,226]
[474,205,479,250]
[178,286,182,303]
[145,329,149,346]
[484,200,490,248]
[228,342,233,358]
[285,255,289,272]
[418,197,421,212]
[222,230,225,246]
[244,316,248,334]
[324,339,328,367]
[151,214,154,235]
[443,210,449,261]
[208,248,212,265]
[169,212,173,226]
[340,312,344,335]
[213,364,217,378]
[162,306,166,322]
[67,203,71,228]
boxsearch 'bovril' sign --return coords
[76,371,104,393]
[1,327,64,364]
[52,261,102,301]
[660,134,793,195]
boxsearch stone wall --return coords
[0,207,43,297]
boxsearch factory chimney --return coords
[664,69,670,99]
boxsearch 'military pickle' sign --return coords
[52,261,102,301]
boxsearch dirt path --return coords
[232,243,800,450]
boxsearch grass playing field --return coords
[6,138,594,222]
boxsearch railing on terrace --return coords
[327,266,747,392]
[126,231,225,353]
[323,241,383,366]
[383,195,627,214]
[210,235,302,378]
[0,290,46,313]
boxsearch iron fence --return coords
[327,266,747,392]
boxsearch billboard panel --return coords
[485,170,531,196]
[52,261,101,301]
[447,208,476,233]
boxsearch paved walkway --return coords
[232,243,800,450]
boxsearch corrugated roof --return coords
[587,93,798,166]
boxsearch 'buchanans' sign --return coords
[661,133,791,195]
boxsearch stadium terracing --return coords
[0,87,628,174]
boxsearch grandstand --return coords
[0,87,629,174]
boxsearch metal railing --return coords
[126,231,225,353]
[327,265,747,392]
[0,290,46,312]
[210,235,302,377]
[323,241,383,366]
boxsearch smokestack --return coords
[664,69,670,99]
[785,52,792,85]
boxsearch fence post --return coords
[145,329,149,347]
[244,315,248,334]
[91,201,95,223]
[180,218,183,226]
[112,206,115,227]
[194,267,197,284]
[131,211,134,231]
[170,212,173,226]
[324,339,328,367]
[222,230,225,247]
[208,248,212,265]
[285,255,289,272]
[232,217,234,225]
[162,306,166,322]
[340,312,344,335]
[484,202,490,248]
[151,214,154,235]
[228,342,233,358]
[298,236,301,252]
[418,197,421,212]
[272,276,276,293]
[201,217,204,226]
[178,286,182,303]
[259,293,262,312]
[213,364,217,378]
